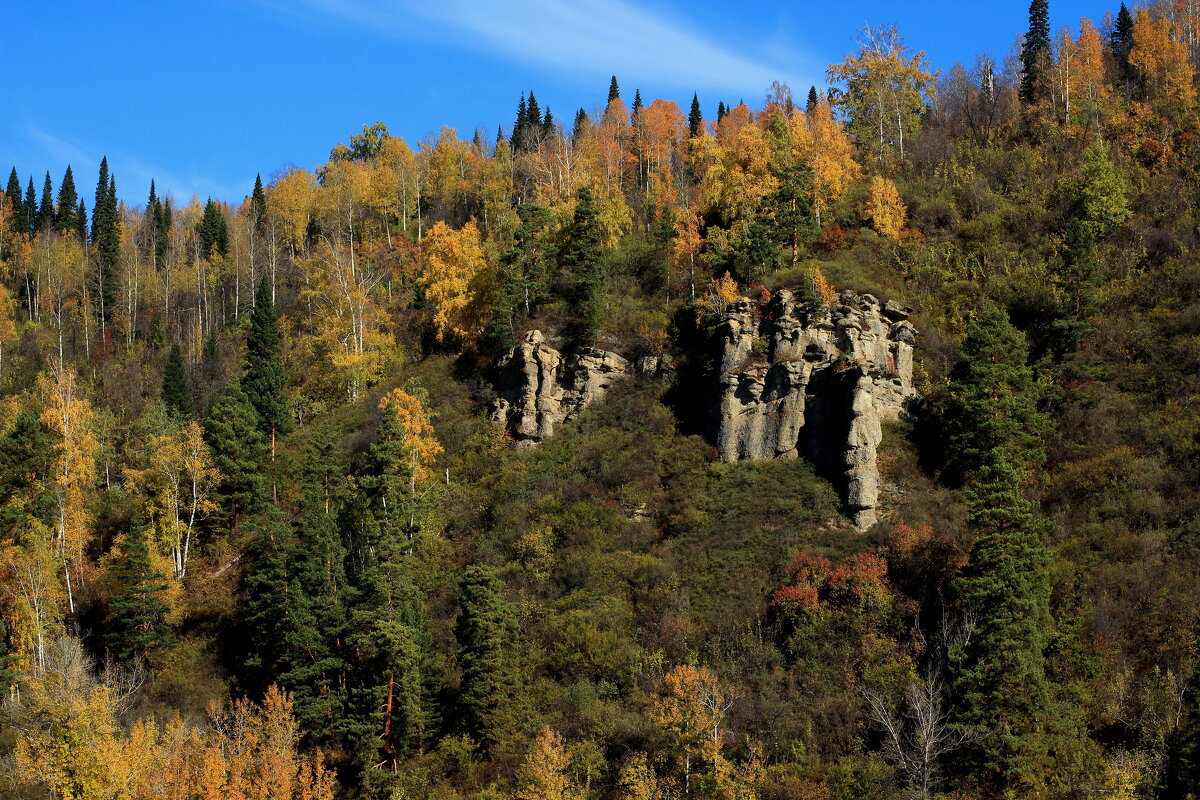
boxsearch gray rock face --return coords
[490,330,633,446]
[712,289,917,529]
[490,290,917,529]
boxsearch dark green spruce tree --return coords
[945,308,1085,796]
[632,88,643,114]
[455,565,519,751]
[689,93,703,138]
[243,276,289,448]
[196,199,229,260]
[572,108,589,141]
[807,85,819,111]
[1019,0,1052,104]
[35,173,54,234]
[277,494,350,740]
[161,343,193,417]
[487,203,556,347]
[560,186,605,342]
[106,518,172,664]
[1110,3,1135,85]
[344,513,433,775]
[91,158,121,327]
[607,75,620,103]
[55,165,78,236]
[238,505,294,694]
[251,173,267,232]
[203,378,269,528]
[24,177,37,237]
[0,409,55,537]
[5,169,28,236]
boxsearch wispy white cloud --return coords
[278,0,817,96]
[20,123,248,207]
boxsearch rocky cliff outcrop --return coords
[490,290,917,529]
[713,289,917,528]
[490,330,642,446]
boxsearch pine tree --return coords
[196,198,228,260]
[763,162,819,269]
[632,88,643,114]
[455,565,518,750]
[512,95,529,152]
[1110,3,1135,88]
[542,107,554,137]
[942,308,1050,484]
[944,308,1079,795]
[203,378,269,528]
[106,518,172,664]
[33,172,50,235]
[279,494,351,741]
[717,101,728,122]
[23,178,36,237]
[344,512,433,771]
[239,505,294,693]
[807,85,819,111]
[91,157,121,326]
[526,92,541,142]
[488,204,556,346]
[1019,0,1052,103]
[161,343,193,417]
[144,180,165,266]
[156,195,172,258]
[55,165,78,236]
[248,174,266,244]
[243,276,289,444]
[688,93,703,138]
[608,75,620,103]
[0,409,55,536]
[560,186,605,342]
[5,169,28,237]
[573,108,589,141]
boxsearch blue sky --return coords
[2,0,1107,208]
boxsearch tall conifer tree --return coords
[455,565,518,750]
[607,75,620,103]
[1019,0,1051,103]
[161,343,193,417]
[688,93,703,137]
[92,158,121,326]
[54,165,78,235]
[106,518,172,664]
[244,276,288,445]
[204,378,269,528]
[5,169,28,237]
[35,173,53,234]
[560,186,605,342]
[23,178,36,237]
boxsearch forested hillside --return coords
[2,1,1200,797]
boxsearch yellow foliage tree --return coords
[378,386,444,492]
[420,219,491,344]
[698,272,740,318]
[649,665,733,796]
[865,176,907,238]
[267,168,317,256]
[515,726,579,800]
[1129,8,1197,109]
[789,100,862,226]
[38,361,98,604]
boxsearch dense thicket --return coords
[3,2,1200,797]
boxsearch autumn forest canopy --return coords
[5,1,1200,797]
